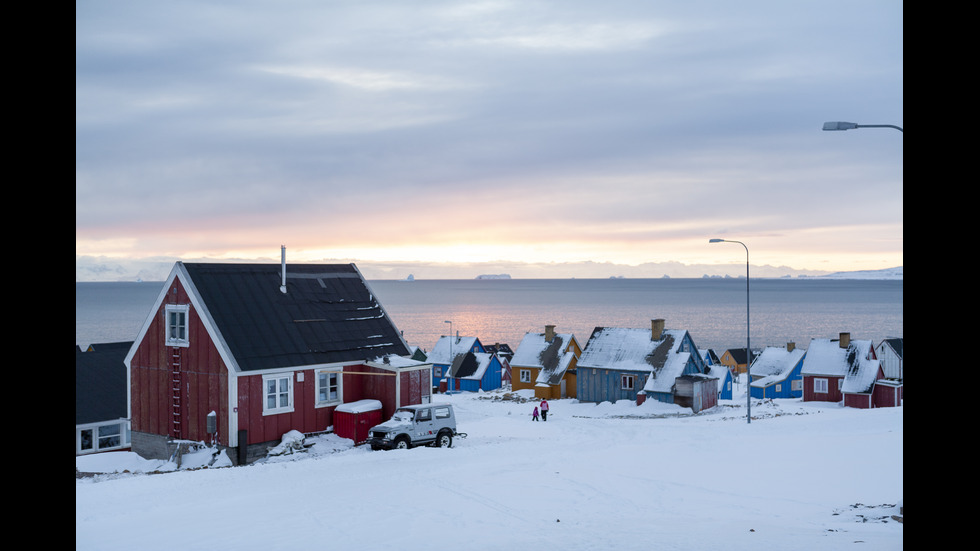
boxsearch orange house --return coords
[510,325,581,400]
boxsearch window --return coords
[792,379,802,391]
[520,369,531,383]
[814,378,828,393]
[165,304,190,347]
[622,375,634,390]
[76,421,131,455]
[434,366,442,378]
[416,409,432,422]
[434,407,451,419]
[317,371,342,405]
[264,374,293,414]
[775,384,782,393]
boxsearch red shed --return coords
[333,399,383,444]
[125,259,431,465]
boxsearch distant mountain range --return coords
[807,266,902,280]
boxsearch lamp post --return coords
[822,121,903,133]
[443,320,453,358]
[709,238,751,424]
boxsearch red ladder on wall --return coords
[171,348,182,439]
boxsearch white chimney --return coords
[280,245,287,294]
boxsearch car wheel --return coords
[436,432,452,448]
[395,437,410,450]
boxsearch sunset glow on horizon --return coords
[76,1,902,281]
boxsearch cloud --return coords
[76,1,903,280]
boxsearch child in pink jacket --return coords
[532,406,539,421]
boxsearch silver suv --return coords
[367,403,459,450]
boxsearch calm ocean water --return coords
[75,278,903,354]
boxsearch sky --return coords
[76,1,903,281]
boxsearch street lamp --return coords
[709,238,752,424]
[444,320,453,357]
[822,121,903,133]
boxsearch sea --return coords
[76,278,903,354]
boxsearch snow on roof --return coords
[450,352,496,380]
[428,335,480,365]
[801,338,873,377]
[749,347,805,386]
[536,349,576,386]
[335,399,382,414]
[367,354,429,368]
[579,328,682,372]
[510,332,576,368]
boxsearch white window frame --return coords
[622,375,635,390]
[263,373,294,415]
[165,304,190,347]
[76,420,131,455]
[316,370,342,406]
[792,379,802,391]
[814,378,829,393]
[520,369,531,383]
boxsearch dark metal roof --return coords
[76,342,132,425]
[181,263,409,371]
[448,352,479,378]
[882,338,903,359]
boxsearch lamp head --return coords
[709,238,725,243]
[822,121,858,131]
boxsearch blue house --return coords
[445,351,503,392]
[749,343,806,399]
[576,319,707,405]
[704,363,734,400]
[427,335,485,390]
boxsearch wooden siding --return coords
[237,368,333,446]
[802,375,843,403]
[130,277,231,446]
[844,392,872,409]
[872,383,902,407]
[511,367,540,393]
[577,368,649,403]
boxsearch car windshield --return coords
[392,411,413,422]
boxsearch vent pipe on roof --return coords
[545,325,556,343]
[786,342,795,352]
[280,245,287,294]
[839,332,850,349]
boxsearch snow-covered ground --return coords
[76,388,902,550]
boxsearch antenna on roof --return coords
[280,245,287,294]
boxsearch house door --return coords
[560,379,566,398]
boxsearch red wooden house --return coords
[125,260,431,465]
[801,333,894,408]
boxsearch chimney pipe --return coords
[651,319,665,340]
[786,342,795,352]
[839,332,850,349]
[280,245,287,293]
[545,325,555,343]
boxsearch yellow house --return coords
[719,348,749,374]
[510,325,582,400]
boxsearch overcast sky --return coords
[76,1,903,281]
